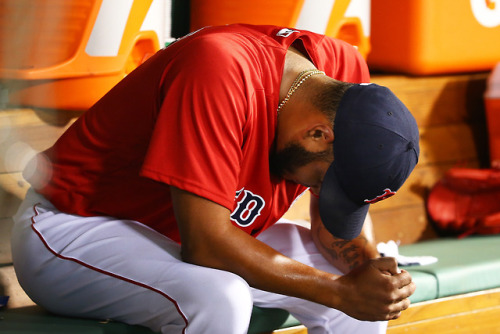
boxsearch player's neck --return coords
[280,47,318,102]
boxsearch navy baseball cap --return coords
[318,83,419,240]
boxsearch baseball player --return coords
[12,24,418,333]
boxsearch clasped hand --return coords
[336,257,415,321]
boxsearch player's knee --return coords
[205,271,253,317]
[193,271,253,333]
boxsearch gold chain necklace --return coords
[277,69,325,116]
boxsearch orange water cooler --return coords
[368,0,500,75]
[190,0,371,59]
[0,0,171,110]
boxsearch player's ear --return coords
[305,124,334,143]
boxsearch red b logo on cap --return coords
[364,188,396,204]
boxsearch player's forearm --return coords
[181,220,343,308]
[309,196,380,273]
[312,224,379,273]
[182,227,414,322]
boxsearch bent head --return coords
[273,81,419,240]
[270,80,352,193]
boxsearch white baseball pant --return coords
[11,189,387,334]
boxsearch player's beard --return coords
[269,141,333,179]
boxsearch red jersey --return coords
[30,24,370,243]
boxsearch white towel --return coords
[377,240,438,267]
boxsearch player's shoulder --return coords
[175,24,309,50]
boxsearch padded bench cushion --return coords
[248,307,300,334]
[0,307,156,334]
[402,270,437,303]
[399,235,500,298]
[0,306,299,334]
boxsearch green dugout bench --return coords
[1,235,500,333]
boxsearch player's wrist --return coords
[308,272,345,310]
